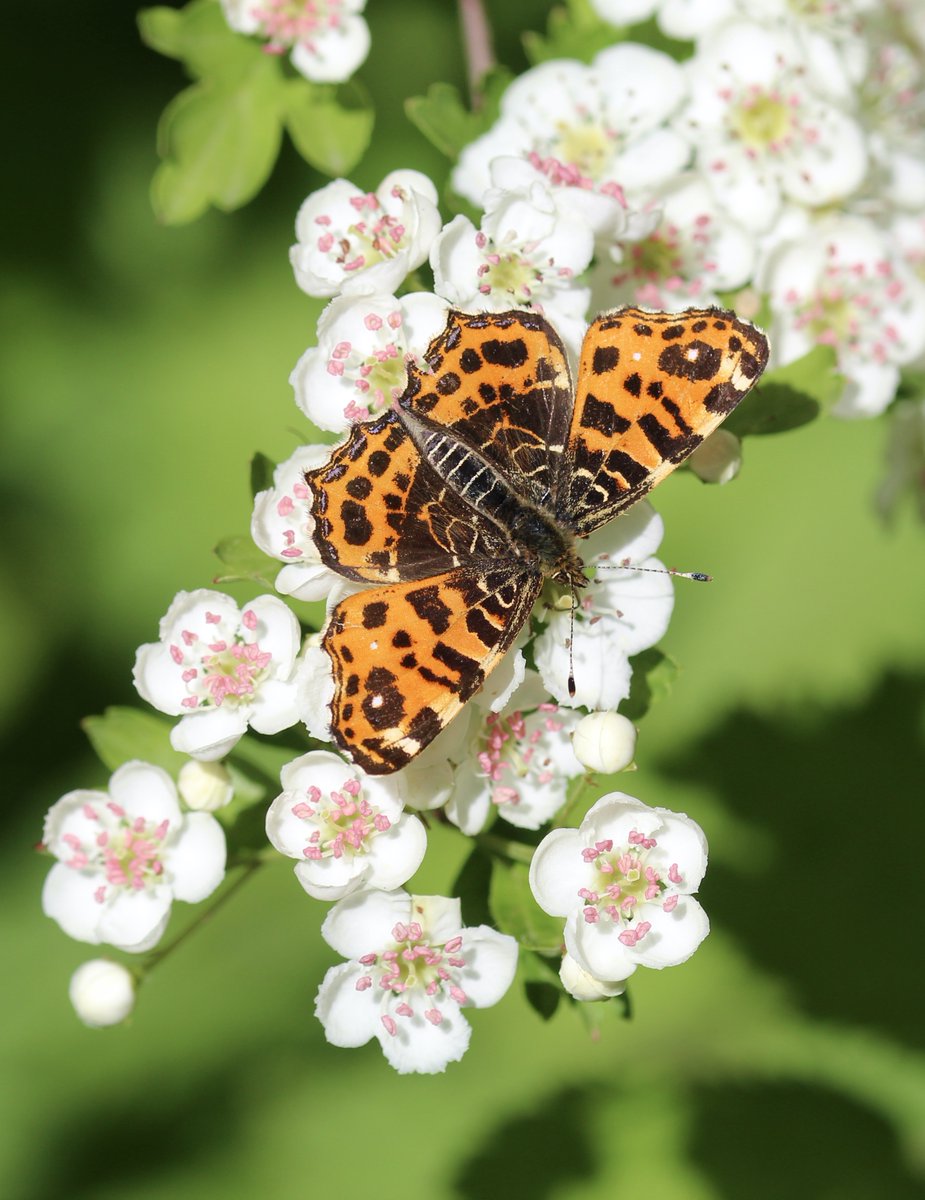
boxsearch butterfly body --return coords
[307,307,769,774]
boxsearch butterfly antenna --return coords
[567,585,577,698]
[595,558,712,583]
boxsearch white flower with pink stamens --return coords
[859,37,925,211]
[765,215,925,416]
[290,170,441,298]
[315,890,518,1074]
[290,291,449,432]
[591,173,756,312]
[265,750,427,900]
[220,0,370,84]
[529,791,709,983]
[677,19,868,232]
[452,48,690,222]
[41,761,227,953]
[133,590,305,761]
[432,180,594,357]
[533,502,675,711]
[445,671,584,835]
[251,444,346,601]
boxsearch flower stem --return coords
[142,858,266,973]
[457,0,496,109]
[475,831,536,865]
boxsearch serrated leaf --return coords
[489,860,564,953]
[726,345,842,437]
[621,647,678,723]
[250,451,277,498]
[138,6,186,59]
[83,707,186,775]
[523,0,620,65]
[212,534,278,587]
[141,0,260,80]
[153,61,284,224]
[284,78,374,175]
[405,67,513,161]
[452,847,494,928]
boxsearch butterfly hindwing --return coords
[323,565,543,773]
[561,306,769,535]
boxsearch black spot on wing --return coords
[623,372,642,397]
[592,345,620,374]
[406,584,452,634]
[341,500,373,546]
[481,337,528,368]
[579,393,631,435]
[658,341,722,383]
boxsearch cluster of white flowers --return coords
[220,0,371,83]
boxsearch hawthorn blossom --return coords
[765,215,925,416]
[177,760,234,812]
[677,19,868,232]
[588,0,735,41]
[290,170,441,298]
[529,791,709,982]
[858,37,925,210]
[591,174,755,312]
[571,710,637,775]
[315,890,518,1073]
[559,953,627,1002]
[290,292,448,432]
[134,590,305,760]
[42,761,227,953]
[445,671,585,835]
[251,444,346,602]
[69,960,137,1028]
[533,502,674,710]
[220,0,370,84]
[687,429,743,484]
[432,178,594,354]
[452,48,690,222]
[266,750,426,900]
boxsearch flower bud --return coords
[688,429,742,485]
[559,953,627,1002]
[178,760,234,812]
[69,960,136,1028]
[572,711,636,774]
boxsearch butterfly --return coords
[305,307,769,774]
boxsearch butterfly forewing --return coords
[560,307,769,535]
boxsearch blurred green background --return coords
[4,2,925,1197]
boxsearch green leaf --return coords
[138,6,186,59]
[523,0,621,65]
[405,67,513,161]
[152,60,284,224]
[82,707,186,775]
[726,345,843,438]
[250,451,277,498]
[284,78,374,175]
[140,0,260,80]
[452,846,495,928]
[521,950,563,1021]
[489,860,564,953]
[621,646,678,723]
[212,534,278,587]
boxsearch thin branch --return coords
[457,0,496,109]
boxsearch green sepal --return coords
[82,707,187,775]
[212,535,278,588]
[621,646,678,722]
[726,345,843,438]
[489,859,564,954]
[405,67,513,161]
[284,78,374,176]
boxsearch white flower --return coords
[42,762,227,953]
[133,590,305,760]
[533,502,675,710]
[220,0,370,84]
[558,952,627,1002]
[290,170,442,298]
[250,444,346,602]
[290,292,449,432]
[859,38,925,211]
[446,671,585,835]
[177,760,234,812]
[452,49,690,221]
[765,215,925,416]
[591,173,756,312]
[588,0,736,41]
[315,890,518,1073]
[687,429,743,484]
[529,791,709,982]
[677,19,868,232]
[571,710,637,774]
[69,959,137,1028]
[265,750,427,901]
[431,180,594,356]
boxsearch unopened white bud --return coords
[688,429,742,485]
[69,959,136,1028]
[178,760,234,812]
[559,953,627,1002]
[572,711,636,774]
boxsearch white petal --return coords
[170,708,248,761]
[444,771,492,835]
[528,827,586,916]
[167,813,227,902]
[295,856,368,901]
[565,909,637,982]
[98,887,173,953]
[363,815,428,891]
[42,864,105,944]
[289,15,370,84]
[652,808,709,892]
[833,362,900,419]
[315,961,382,1046]
[594,43,687,128]
[378,1003,472,1075]
[457,927,519,1007]
[321,889,412,957]
[248,676,301,735]
[635,895,710,968]
[132,643,185,715]
[109,761,180,825]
